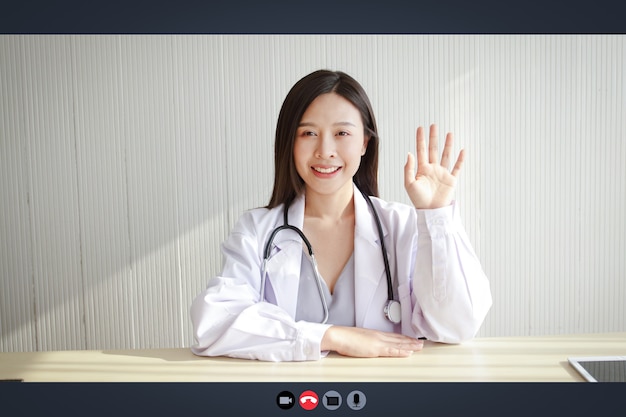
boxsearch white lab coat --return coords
[190,185,492,361]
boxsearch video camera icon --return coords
[276,391,295,410]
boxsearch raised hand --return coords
[404,124,464,209]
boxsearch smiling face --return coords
[293,93,369,200]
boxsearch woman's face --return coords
[293,93,368,199]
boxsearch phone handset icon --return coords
[299,390,319,410]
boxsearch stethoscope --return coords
[259,188,402,325]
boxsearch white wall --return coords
[1,35,624,352]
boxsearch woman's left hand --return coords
[404,124,464,209]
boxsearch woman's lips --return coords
[311,166,342,177]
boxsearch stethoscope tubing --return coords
[261,223,330,324]
[259,188,400,324]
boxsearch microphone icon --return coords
[347,391,365,409]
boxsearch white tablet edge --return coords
[567,356,626,382]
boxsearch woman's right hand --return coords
[321,326,424,358]
[404,124,464,209]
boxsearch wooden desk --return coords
[1,333,624,382]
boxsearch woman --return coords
[190,70,492,362]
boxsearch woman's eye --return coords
[337,131,350,136]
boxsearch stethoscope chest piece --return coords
[384,299,402,324]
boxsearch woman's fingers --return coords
[369,331,424,357]
[383,336,424,357]
[440,131,454,169]
[451,148,465,178]
[416,126,428,168]
[404,152,416,188]
[416,125,463,176]
[418,124,453,169]
[428,124,439,164]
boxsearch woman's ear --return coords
[362,135,370,156]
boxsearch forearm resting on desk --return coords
[320,325,424,358]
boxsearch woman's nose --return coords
[315,134,336,159]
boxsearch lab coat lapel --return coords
[353,186,387,328]
[264,194,305,318]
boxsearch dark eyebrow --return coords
[297,121,357,128]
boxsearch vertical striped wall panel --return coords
[169,35,229,347]
[71,35,133,349]
[1,35,624,352]
[121,36,184,349]
[1,36,37,352]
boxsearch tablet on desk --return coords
[568,356,626,382]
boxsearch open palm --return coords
[404,124,465,209]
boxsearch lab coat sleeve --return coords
[190,213,331,362]
[410,202,492,343]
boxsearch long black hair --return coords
[267,70,380,208]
